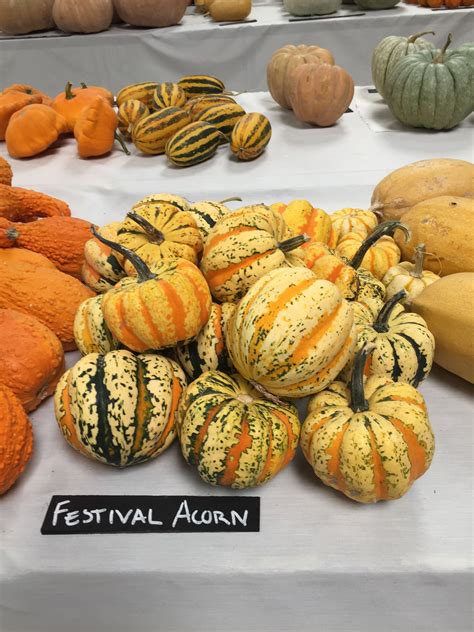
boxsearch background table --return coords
[0,90,473,632]
[0,3,472,93]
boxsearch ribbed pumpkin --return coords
[382,244,440,303]
[301,344,435,503]
[230,113,271,161]
[116,82,159,108]
[178,75,226,99]
[384,34,473,130]
[200,205,307,302]
[74,294,118,355]
[152,83,187,110]
[0,157,13,187]
[82,222,126,293]
[166,121,225,167]
[54,351,187,467]
[93,229,212,352]
[132,107,191,155]
[117,199,202,270]
[330,208,378,243]
[0,383,33,495]
[186,197,239,242]
[270,200,335,247]
[196,102,246,140]
[178,371,300,488]
[117,99,150,139]
[134,193,190,213]
[341,291,435,387]
[226,267,356,398]
[177,302,235,380]
[371,31,435,99]
[0,308,65,412]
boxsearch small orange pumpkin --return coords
[0,90,42,140]
[6,104,67,159]
[74,96,125,159]
[2,84,53,106]
[0,382,33,496]
[0,183,71,222]
[52,82,109,132]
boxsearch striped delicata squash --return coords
[230,113,272,160]
[166,121,225,167]
[132,107,191,155]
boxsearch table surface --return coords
[0,91,473,632]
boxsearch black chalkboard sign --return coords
[41,495,260,534]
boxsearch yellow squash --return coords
[382,243,440,303]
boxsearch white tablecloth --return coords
[0,91,473,632]
[0,3,472,93]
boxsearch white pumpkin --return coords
[283,0,342,15]
[0,0,54,35]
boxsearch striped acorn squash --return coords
[134,193,190,213]
[166,121,225,167]
[196,102,246,140]
[186,95,238,121]
[54,350,187,467]
[177,302,236,380]
[230,112,272,161]
[341,290,435,387]
[117,99,149,139]
[93,229,211,352]
[186,197,240,242]
[200,205,308,302]
[178,370,300,488]
[132,107,191,155]
[271,199,336,247]
[382,243,440,304]
[178,75,226,99]
[117,199,203,271]
[74,294,118,356]
[301,344,435,503]
[330,208,378,244]
[116,82,159,108]
[152,82,187,110]
[226,267,356,398]
[82,222,126,293]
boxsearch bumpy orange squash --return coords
[0,157,13,187]
[0,184,71,222]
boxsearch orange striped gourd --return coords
[152,82,187,110]
[230,112,272,160]
[117,99,149,138]
[132,107,191,155]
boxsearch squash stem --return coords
[115,132,131,155]
[434,33,452,64]
[279,233,310,252]
[349,220,411,271]
[65,81,75,100]
[80,82,88,89]
[218,197,242,204]
[126,212,165,245]
[90,226,155,283]
[407,31,435,43]
[411,243,426,279]
[349,344,376,413]
[249,380,286,406]
[373,290,406,332]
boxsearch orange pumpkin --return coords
[0,382,33,496]
[0,216,92,278]
[445,0,461,6]
[2,84,53,106]
[52,82,109,132]
[5,104,68,159]
[0,90,42,140]
[0,157,13,187]
[0,309,65,412]
[74,96,122,159]
[0,183,71,222]
[289,63,354,127]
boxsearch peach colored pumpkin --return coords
[289,63,354,127]
[0,0,54,35]
[52,0,113,34]
[114,0,189,27]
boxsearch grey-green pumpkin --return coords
[355,0,399,11]
[384,34,474,130]
[371,31,435,98]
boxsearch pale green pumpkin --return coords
[371,31,435,98]
[384,34,473,130]
[283,0,341,15]
[355,0,399,10]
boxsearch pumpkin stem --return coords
[126,212,165,245]
[115,132,131,155]
[65,82,75,100]
[279,233,310,252]
[407,31,435,44]
[249,380,286,406]
[373,290,406,332]
[349,221,411,271]
[90,226,155,283]
[218,197,242,204]
[434,33,452,63]
[80,82,88,89]
[350,343,377,413]
[5,226,19,243]
[411,243,426,279]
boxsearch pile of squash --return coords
[372,31,473,130]
[267,44,354,127]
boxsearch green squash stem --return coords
[65,81,75,100]
[433,33,453,64]
[350,344,377,413]
[90,226,155,283]
[115,132,130,155]
[126,212,165,245]
[407,31,435,44]
[349,220,411,271]
[373,290,407,333]
[218,197,242,204]
[279,233,310,252]
[411,243,426,279]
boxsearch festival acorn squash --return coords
[382,243,440,303]
[301,344,435,503]
[82,222,126,293]
[187,197,239,242]
[226,266,356,398]
[178,370,300,488]
[270,200,336,247]
[73,294,118,355]
[330,208,378,244]
[54,350,187,467]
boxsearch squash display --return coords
[0,308,65,412]
[370,158,474,221]
[0,157,13,187]
[271,200,335,247]
[0,0,54,35]
[0,383,33,496]
[371,31,435,99]
[73,294,118,355]
[330,208,378,243]
[178,371,300,488]
[230,113,272,160]
[301,344,435,503]
[52,0,113,33]
[166,121,225,167]
[54,351,187,467]
[177,302,235,379]
[342,291,435,387]
[0,184,71,222]
[226,267,356,398]
[395,196,474,277]
[132,107,191,155]
[200,205,307,302]
[382,243,440,303]
[118,100,150,139]
[288,63,354,127]
[411,273,474,383]
[5,104,67,159]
